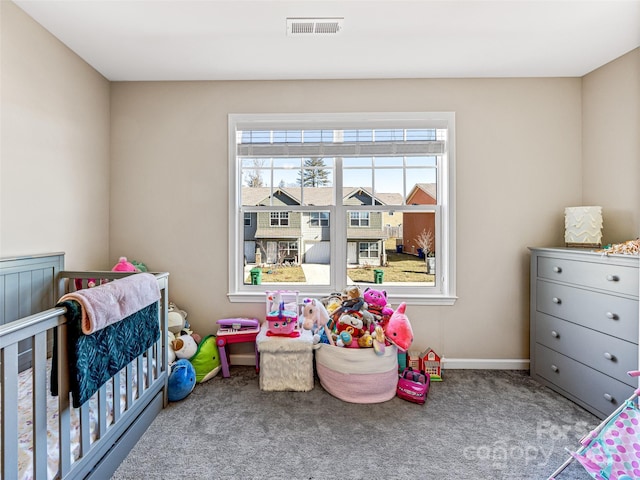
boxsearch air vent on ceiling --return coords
[286,17,344,36]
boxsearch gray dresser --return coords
[530,247,639,419]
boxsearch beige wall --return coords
[4,3,637,363]
[0,2,111,269]
[582,48,640,243]
[109,78,582,360]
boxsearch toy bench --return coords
[256,323,314,392]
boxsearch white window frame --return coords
[228,112,457,305]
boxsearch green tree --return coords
[297,157,331,186]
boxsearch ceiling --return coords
[13,0,640,82]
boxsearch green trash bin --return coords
[374,269,384,284]
[250,267,262,285]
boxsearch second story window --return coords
[270,212,289,226]
[310,212,329,227]
[349,212,370,227]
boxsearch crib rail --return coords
[1,269,169,480]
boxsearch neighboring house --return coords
[402,183,437,256]
[243,187,402,266]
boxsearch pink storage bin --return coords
[314,343,398,403]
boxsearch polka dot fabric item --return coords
[571,403,640,480]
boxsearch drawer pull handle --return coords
[551,330,559,338]
[606,312,619,320]
[552,297,561,304]
[553,266,562,273]
[604,393,614,402]
[603,352,616,361]
[606,274,620,282]
[551,364,559,373]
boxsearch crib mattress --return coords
[1,358,146,480]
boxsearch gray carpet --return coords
[112,367,599,480]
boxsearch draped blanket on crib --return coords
[59,272,160,334]
[51,300,160,408]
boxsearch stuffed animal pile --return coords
[166,302,221,401]
[301,286,414,355]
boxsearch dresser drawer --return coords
[538,255,638,297]
[535,312,638,386]
[534,343,635,417]
[536,280,639,342]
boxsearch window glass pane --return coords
[406,155,438,167]
[272,158,299,168]
[406,169,437,205]
[345,210,436,286]
[375,157,404,167]
[374,168,404,201]
[343,157,372,167]
[242,210,331,286]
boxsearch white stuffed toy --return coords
[172,334,198,360]
[302,298,334,346]
[168,302,188,335]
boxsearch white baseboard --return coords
[233,352,530,370]
[230,352,258,366]
[442,358,530,370]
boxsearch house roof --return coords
[406,183,436,204]
[242,186,403,207]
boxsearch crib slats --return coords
[57,323,72,477]
[79,398,91,456]
[137,355,145,397]
[126,363,133,408]
[32,332,48,479]
[113,373,122,423]
[1,343,19,480]
[98,384,108,436]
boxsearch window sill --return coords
[227,291,457,306]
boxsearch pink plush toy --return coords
[363,287,394,328]
[112,256,138,272]
[384,302,414,352]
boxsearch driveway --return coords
[300,263,330,284]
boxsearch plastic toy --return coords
[396,367,430,404]
[167,359,196,402]
[266,291,299,337]
[384,302,414,352]
[216,318,260,378]
[419,347,443,381]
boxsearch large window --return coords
[228,112,456,305]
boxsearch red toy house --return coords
[419,347,442,381]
